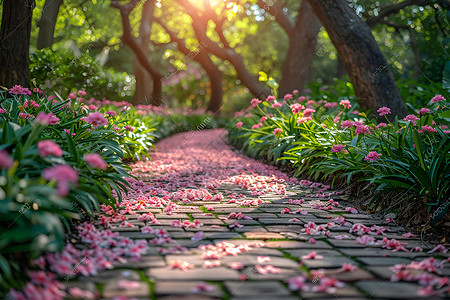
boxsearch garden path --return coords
[70,129,449,299]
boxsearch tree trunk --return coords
[307,0,408,119]
[335,56,346,79]
[279,0,321,96]
[204,61,223,113]
[132,0,154,105]
[0,0,35,88]
[36,0,62,49]
[111,0,163,106]
[155,19,223,113]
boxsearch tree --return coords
[111,0,163,105]
[258,0,321,96]
[307,0,408,118]
[36,0,63,49]
[155,18,223,113]
[0,0,36,88]
[175,0,270,99]
[132,0,155,105]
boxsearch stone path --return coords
[68,129,449,300]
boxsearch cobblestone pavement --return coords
[69,129,450,300]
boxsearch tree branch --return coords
[257,0,294,38]
[365,0,428,27]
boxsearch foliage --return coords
[0,87,132,291]
[228,80,450,224]
[29,48,134,100]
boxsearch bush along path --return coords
[9,129,450,299]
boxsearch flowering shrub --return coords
[0,86,133,292]
[228,90,450,224]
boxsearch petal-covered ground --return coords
[12,129,450,299]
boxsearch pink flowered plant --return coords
[273,128,283,135]
[35,112,60,125]
[377,106,391,116]
[37,140,63,157]
[302,251,323,260]
[266,95,275,102]
[0,150,14,169]
[9,85,31,95]
[339,99,351,109]
[432,95,445,103]
[364,151,380,162]
[271,102,283,108]
[42,164,78,197]
[331,144,345,153]
[236,122,243,128]
[84,153,107,170]
[251,98,262,107]
[84,112,108,129]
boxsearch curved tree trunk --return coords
[36,0,63,49]
[0,0,35,88]
[156,19,223,114]
[307,0,408,119]
[204,62,223,113]
[111,0,163,106]
[279,0,321,96]
[132,0,154,105]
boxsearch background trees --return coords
[0,0,448,115]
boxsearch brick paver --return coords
[65,129,449,299]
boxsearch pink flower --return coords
[355,124,371,135]
[9,85,31,95]
[293,90,299,94]
[236,122,243,128]
[273,128,283,135]
[418,108,430,116]
[266,95,275,102]
[286,275,309,291]
[251,123,263,129]
[331,144,345,153]
[403,114,419,123]
[376,123,387,129]
[284,93,293,100]
[35,112,60,125]
[271,102,283,108]
[257,256,271,264]
[169,260,194,271]
[42,165,78,196]
[191,282,216,293]
[67,92,77,100]
[432,95,445,103]
[18,112,31,119]
[37,140,63,157]
[339,263,357,272]
[339,99,351,109]
[191,231,204,241]
[418,125,437,133]
[106,111,117,117]
[124,125,134,132]
[303,108,315,117]
[291,103,305,114]
[84,112,108,129]
[428,244,448,254]
[23,100,40,109]
[341,120,354,129]
[260,116,268,122]
[78,90,87,97]
[356,235,376,245]
[302,251,323,260]
[377,106,391,116]
[84,153,107,170]
[0,150,13,169]
[256,264,281,274]
[141,226,155,234]
[228,262,244,270]
[364,151,380,162]
[324,102,338,108]
[88,105,97,111]
[0,108,5,114]
[251,98,262,107]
